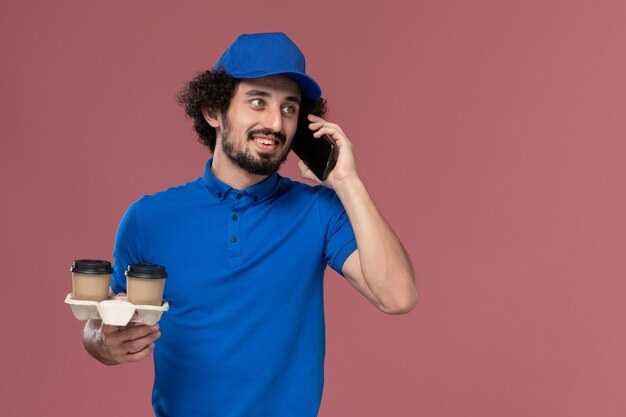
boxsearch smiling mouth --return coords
[247,128,286,146]
[252,137,279,146]
[249,136,283,155]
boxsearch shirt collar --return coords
[202,158,281,202]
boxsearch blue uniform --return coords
[111,159,357,417]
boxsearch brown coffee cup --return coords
[126,264,167,306]
[71,259,113,301]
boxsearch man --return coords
[83,32,418,416]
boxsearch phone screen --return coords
[290,132,338,181]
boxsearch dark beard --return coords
[220,116,290,176]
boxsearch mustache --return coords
[247,128,286,143]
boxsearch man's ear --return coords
[202,107,221,128]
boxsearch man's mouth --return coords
[248,129,285,145]
[252,137,279,146]
[248,129,286,154]
[249,134,282,154]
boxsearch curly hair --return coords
[177,69,327,152]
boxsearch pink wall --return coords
[2,1,625,416]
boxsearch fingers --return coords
[100,322,161,364]
[122,328,161,355]
[102,322,159,345]
[306,114,350,146]
[304,115,359,187]
[307,114,343,132]
[311,126,340,140]
[125,343,156,362]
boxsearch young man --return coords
[83,32,418,417]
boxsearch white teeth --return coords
[255,138,276,145]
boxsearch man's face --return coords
[216,76,302,176]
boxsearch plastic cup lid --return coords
[126,263,167,279]
[71,259,113,275]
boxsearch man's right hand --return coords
[82,294,161,365]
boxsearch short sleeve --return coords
[110,200,144,294]
[317,188,357,275]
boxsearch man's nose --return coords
[261,106,283,133]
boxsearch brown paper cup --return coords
[126,264,167,306]
[70,259,113,302]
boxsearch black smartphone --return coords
[291,131,338,181]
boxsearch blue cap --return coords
[215,32,322,100]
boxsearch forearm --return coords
[334,177,417,310]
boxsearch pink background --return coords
[1,1,625,416]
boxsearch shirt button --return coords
[217,193,222,198]
[232,215,238,221]
[253,196,258,202]
[230,236,237,242]
[236,194,242,200]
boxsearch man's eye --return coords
[250,99,264,108]
[282,105,297,114]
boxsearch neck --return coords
[211,152,268,190]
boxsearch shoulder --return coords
[277,176,344,216]
[279,176,339,203]
[130,177,205,213]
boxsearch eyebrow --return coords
[244,89,301,105]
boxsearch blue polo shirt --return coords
[110,159,357,417]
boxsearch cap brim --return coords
[225,68,322,100]
[279,72,322,100]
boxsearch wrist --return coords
[332,173,361,191]
[332,175,365,199]
[83,320,119,366]
[95,330,119,366]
